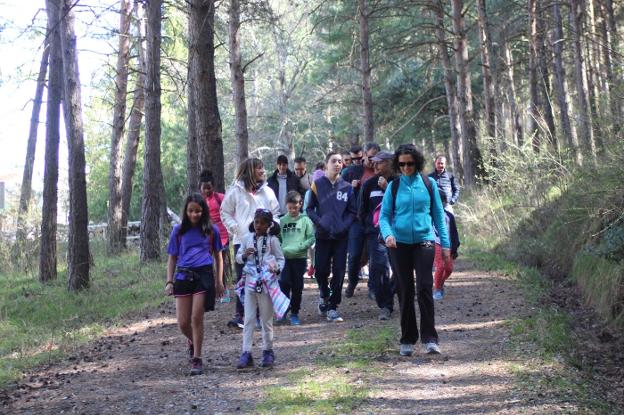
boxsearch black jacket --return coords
[267,169,305,204]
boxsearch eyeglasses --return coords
[351,156,363,161]
[398,162,416,168]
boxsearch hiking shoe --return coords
[344,284,356,298]
[237,352,254,369]
[433,290,444,301]
[289,314,301,326]
[424,342,441,355]
[227,316,244,329]
[326,309,344,322]
[317,301,328,317]
[399,344,414,356]
[261,349,275,368]
[378,307,392,321]
[189,357,203,375]
[187,339,194,361]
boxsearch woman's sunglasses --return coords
[398,162,416,167]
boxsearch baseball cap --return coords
[370,150,393,162]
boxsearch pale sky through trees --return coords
[0,0,117,194]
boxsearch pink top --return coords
[205,193,229,247]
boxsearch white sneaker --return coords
[326,309,344,322]
[399,343,413,356]
[424,342,441,355]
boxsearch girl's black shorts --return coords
[173,266,216,312]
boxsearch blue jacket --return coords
[428,170,460,205]
[379,173,450,248]
[306,176,357,240]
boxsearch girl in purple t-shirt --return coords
[165,193,224,376]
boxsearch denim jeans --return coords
[366,233,394,312]
[347,221,365,288]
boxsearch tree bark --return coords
[552,0,580,163]
[569,0,596,164]
[15,39,49,248]
[585,0,604,151]
[528,0,541,150]
[537,10,557,148]
[432,0,462,180]
[186,62,199,193]
[59,0,90,290]
[189,0,224,192]
[451,0,481,186]
[140,0,164,261]
[229,0,249,166]
[598,0,621,138]
[120,2,147,246]
[476,0,496,143]
[358,0,374,143]
[39,0,62,283]
[501,39,523,148]
[107,0,133,255]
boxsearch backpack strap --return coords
[420,173,434,219]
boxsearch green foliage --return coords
[0,241,166,387]
[462,141,624,329]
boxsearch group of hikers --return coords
[164,142,461,375]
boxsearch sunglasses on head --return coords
[398,162,416,167]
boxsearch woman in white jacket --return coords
[220,158,280,328]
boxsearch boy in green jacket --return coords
[279,191,316,325]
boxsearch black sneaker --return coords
[190,357,203,375]
[227,316,244,329]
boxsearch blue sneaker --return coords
[237,352,254,369]
[326,309,344,322]
[289,314,301,325]
[433,290,444,301]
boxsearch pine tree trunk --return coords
[598,0,622,138]
[537,10,557,148]
[15,39,49,249]
[358,0,374,143]
[476,0,496,143]
[107,0,132,255]
[39,0,62,283]
[502,39,523,148]
[186,62,199,193]
[229,0,249,166]
[569,0,596,164]
[59,0,90,290]
[140,0,164,262]
[189,0,224,191]
[451,0,482,186]
[528,0,541,150]
[586,0,604,150]
[432,0,463,180]
[552,0,580,163]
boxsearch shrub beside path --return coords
[0,260,609,414]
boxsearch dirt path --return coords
[1,260,589,414]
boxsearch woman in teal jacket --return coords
[379,144,450,357]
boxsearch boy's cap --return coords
[370,151,393,162]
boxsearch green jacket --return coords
[279,214,315,259]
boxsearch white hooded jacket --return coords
[220,180,280,245]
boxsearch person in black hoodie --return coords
[267,155,305,216]
[306,151,357,322]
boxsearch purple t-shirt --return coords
[167,225,223,280]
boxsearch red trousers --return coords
[434,243,454,290]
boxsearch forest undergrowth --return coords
[459,141,624,410]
